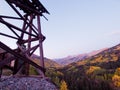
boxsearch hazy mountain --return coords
[32,55,61,68]
[64,43,120,69]
[87,48,107,57]
[55,54,87,66]
[55,48,107,66]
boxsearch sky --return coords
[0,0,120,59]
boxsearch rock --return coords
[0,76,58,90]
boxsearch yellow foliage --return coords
[77,60,87,66]
[90,56,102,64]
[112,75,120,87]
[115,68,120,76]
[110,54,118,61]
[86,66,101,75]
[60,80,68,90]
[113,56,118,61]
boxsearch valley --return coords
[46,43,120,90]
[1,43,120,90]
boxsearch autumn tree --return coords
[112,75,120,87]
[112,68,120,87]
[115,68,120,76]
[86,66,101,75]
[60,80,68,90]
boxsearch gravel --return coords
[0,76,58,90]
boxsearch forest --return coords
[45,44,120,90]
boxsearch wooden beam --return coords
[0,42,46,73]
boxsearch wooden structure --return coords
[0,0,49,77]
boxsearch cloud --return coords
[106,31,120,36]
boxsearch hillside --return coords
[46,43,120,90]
[61,44,120,90]
[32,55,61,68]
[55,48,107,66]
[55,54,87,66]
[71,44,120,68]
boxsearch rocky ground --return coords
[0,76,58,90]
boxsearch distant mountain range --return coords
[32,55,61,68]
[64,43,120,69]
[54,48,107,66]
[25,47,107,69]
[0,43,119,69]
[30,47,108,68]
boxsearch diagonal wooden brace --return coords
[0,41,46,74]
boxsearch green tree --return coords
[60,80,68,90]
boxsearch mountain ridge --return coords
[32,54,61,68]
[64,43,120,69]
[55,48,108,66]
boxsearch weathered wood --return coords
[0,42,46,73]
[0,0,49,77]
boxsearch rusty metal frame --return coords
[0,0,49,77]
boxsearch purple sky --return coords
[0,0,120,59]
